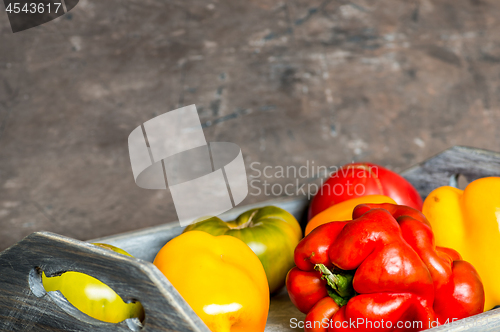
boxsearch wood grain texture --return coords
[426,306,500,332]
[2,146,500,331]
[402,146,500,199]
[0,232,210,332]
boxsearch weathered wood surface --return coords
[402,146,500,200]
[425,306,500,332]
[2,145,500,331]
[0,232,210,332]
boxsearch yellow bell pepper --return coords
[423,177,500,310]
[42,243,145,323]
[305,195,396,236]
[153,231,270,332]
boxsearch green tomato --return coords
[183,206,302,294]
[42,243,145,323]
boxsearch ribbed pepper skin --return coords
[287,203,484,332]
[154,231,270,332]
[423,177,500,310]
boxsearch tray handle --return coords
[0,231,210,332]
[401,146,500,199]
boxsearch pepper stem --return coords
[231,210,258,229]
[314,264,355,307]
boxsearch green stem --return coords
[232,210,258,229]
[314,264,355,307]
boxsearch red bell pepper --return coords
[286,203,484,332]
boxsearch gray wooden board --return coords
[402,146,500,200]
[0,232,211,332]
[1,146,500,331]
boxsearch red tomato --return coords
[308,162,422,220]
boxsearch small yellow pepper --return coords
[423,177,500,310]
[305,195,396,236]
[42,243,145,323]
[153,231,269,332]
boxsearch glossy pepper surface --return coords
[308,163,423,220]
[305,195,396,236]
[423,177,500,310]
[287,203,484,331]
[154,231,269,332]
[183,206,302,294]
[42,243,145,323]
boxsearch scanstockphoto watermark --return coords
[289,317,488,330]
[290,317,424,330]
[249,161,379,199]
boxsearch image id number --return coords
[6,2,62,14]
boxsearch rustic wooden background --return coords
[1,0,500,250]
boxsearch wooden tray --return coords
[1,146,500,331]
